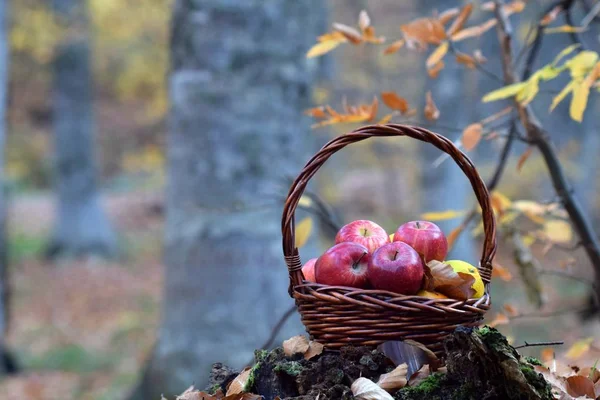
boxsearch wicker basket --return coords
[281,124,497,358]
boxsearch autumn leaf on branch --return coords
[424,91,440,120]
[306,31,347,58]
[380,91,410,113]
[307,97,379,128]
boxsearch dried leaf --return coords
[408,364,431,387]
[543,220,572,244]
[381,92,409,113]
[225,394,262,400]
[541,6,563,26]
[403,341,440,368]
[541,348,555,362]
[358,10,371,32]
[226,368,252,396]
[517,146,534,172]
[304,341,324,360]
[295,217,313,248]
[384,39,405,54]
[491,262,513,281]
[307,40,344,58]
[438,8,460,25]
[427,60,445,78]
[456,53,477,69]
[401,18,447,48]
[424,91,440,120]
[566,375,596,398]
[377,363,408,391]
[579,366,600,383]
[426,41,449,68]
[378,113,394,124]
[488,312,510,328]
[481,1,525,14]
[451,19,497,41]
[566,338,594,360]
[333,23,363,44]
[447,4,473,36]
[462,123,483,151]
[503,303,519,317]
[534,365,569,395]
[420,210,465,220]
[425,260,475,300]
[351,377,394,400]
[283,335,310,356]
[304,106,327,119]
[362,26,386,44]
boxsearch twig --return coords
[581,0,600,27]
[494,0,600,306]
[514,340,564,349]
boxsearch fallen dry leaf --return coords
[425,260,475,300]
[424,91,440,120]
[408,364,431,387]
[462,123,483,151]
[304,341,324,360]
[403,340,440,368]
[427,60,445,78]
[381,91,409,113]
[283,335,310,356]
[503,303,519,317]
[488,312,509,328]
[534,365,569,396]
[566,338,594,360]
[566,375,596,398]
[226,368,252,396]
[541,348,555,363]
[579,367,600,383]
[352,377,394,400]
[377,363,408,391]
[492,262,513,281]
[384,39,405,54]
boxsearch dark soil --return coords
[206,327,554,400]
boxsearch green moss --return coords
[274,360,303,377]
[245,362,261,392]
[208,383,221,395]
[254,349,269,363]
[520,364,553,400]
[450,383,474,400]
[524,356,543,366]
[395,373,445,400]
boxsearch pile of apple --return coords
[301,220,483,300]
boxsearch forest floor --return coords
[1,191,600,400]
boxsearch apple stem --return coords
[362,228,368,236]
[393,250,399,261]
[415,221,421,229]
[353,252,367,268]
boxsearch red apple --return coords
[393,220,448,262]
[335,219,390,253]
[315,242,370,288]
[368,241,424,294]
[301,258,317,282]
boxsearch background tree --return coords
[47,0,117,258]
[130,0,326,397]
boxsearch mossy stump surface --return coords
[207,327,553,400]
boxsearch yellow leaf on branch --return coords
[462,123,483,151]
[295,217,313,248]
[420,210,465,220]
[543,220,573,244]
[426,41,449,68]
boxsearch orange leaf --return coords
[307,39,344,58]
[362,26,385,44]
[447,3,473,36]
[438,8,460,25]
[424,91,440,120]
[401,18,447,48]
[462,123,483,151]
[488,312,509,328]
[541,6,563,26]
[566,375,596,398]
[456,53,477,69]
[358,10,370,32]
[446,225,464,250]
[333,22,363,44]
[482,1,525,14]
[378,113,395,124]
[492,262,513,281]
[540,348,554,362]
[384,39,405,54]
[426,42,449,68]
[503,303,519,317]
[451,19,497,41]
[427,60,445,78]
[425,260,475,300]
[517,146,533,172]
[368,96,379,122]
[304,106,327,119]
[381,91,409,113]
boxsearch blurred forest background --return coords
[0,0,599,399]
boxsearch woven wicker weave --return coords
[281,124,497,357]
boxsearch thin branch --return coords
[514,340,564,349]
[494,0,600,306]
[581,0,600,27]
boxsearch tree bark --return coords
[47,0,117,259]
[0,0,8,376]
[130,0,325,398]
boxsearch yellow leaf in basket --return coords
[295,217,313,248]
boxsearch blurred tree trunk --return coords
[0,0,8,376]
[47,0,117,258]
[130,0,324,398]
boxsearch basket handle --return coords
[282,124,497,291]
